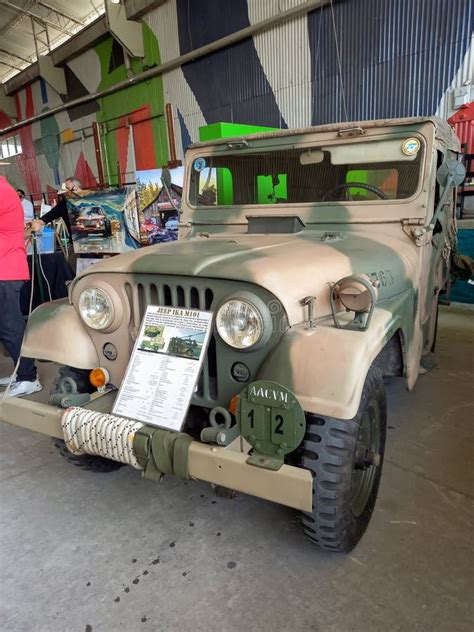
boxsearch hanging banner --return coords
[112,305,213,431]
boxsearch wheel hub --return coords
[350,401,381,517]
[354,448,381,470]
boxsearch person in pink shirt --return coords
[0,172,42,397]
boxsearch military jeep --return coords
[168,333,204,358]
[0,117,464,552]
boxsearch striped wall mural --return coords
[0,0,472,198]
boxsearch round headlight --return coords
[78,287,114,330]
[216,299,263,349]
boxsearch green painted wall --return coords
[95,23,168,184]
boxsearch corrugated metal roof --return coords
[0,0,104,84]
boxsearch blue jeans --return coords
[0,280,37,382]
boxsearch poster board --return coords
[112,305,213,431]
[66,187,140,255]
[135,167,183,245]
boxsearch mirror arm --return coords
[425,178,454,232]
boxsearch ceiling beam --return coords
[34,1,83,26]
[124,0,166,20]
[50,15,108,65]
[0,0,75,36]
[0,59,21,71]
[3,14,108,92]
[0,49,30,64]
[3,61,39,92]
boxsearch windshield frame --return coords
[182,124,433,224]
[189,131,427,212]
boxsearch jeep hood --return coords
[81,231,417,324]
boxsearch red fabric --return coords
[115,106,157,180]
[130,105,156,170]
[74,152,98,189]
[15,88,41,197]
[0,176,29,281]
[0,111,11,127]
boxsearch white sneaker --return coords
[4,379,42,397]
[0,375,16,387]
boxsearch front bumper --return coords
[0,393,312,512]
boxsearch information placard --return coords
[112,306,213,431]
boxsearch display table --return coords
[21,252,75,314]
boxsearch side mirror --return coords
[425,159,466,232]
[436,159,466,188]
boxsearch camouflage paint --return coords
[20,117,459,419]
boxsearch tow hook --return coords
[49,377,91,408]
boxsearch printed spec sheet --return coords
[112,305,213,431]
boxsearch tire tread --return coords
[300,367,386,552]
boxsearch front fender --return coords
[257,306,407,420]
[22,299,99,369]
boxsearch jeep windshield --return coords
[189,136,423,208]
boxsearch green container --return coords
[198,122,282,206]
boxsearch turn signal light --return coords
[228,395,239,416]
[89,367,110,389]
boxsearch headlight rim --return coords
[215,292,273,352]
[77,283,123,333]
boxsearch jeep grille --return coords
[123,275,287,410]
[125,279,218,402]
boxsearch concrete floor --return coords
[0,304,473,632]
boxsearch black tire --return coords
[52,438,124,473]
[300,367,387,552]
[50,366,124,473]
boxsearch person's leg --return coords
[0,280,37,382]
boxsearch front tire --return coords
[52,438,124,473]
[300,367,386,552]
[50,366,124,473]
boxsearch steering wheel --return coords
[322,182,388,201]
